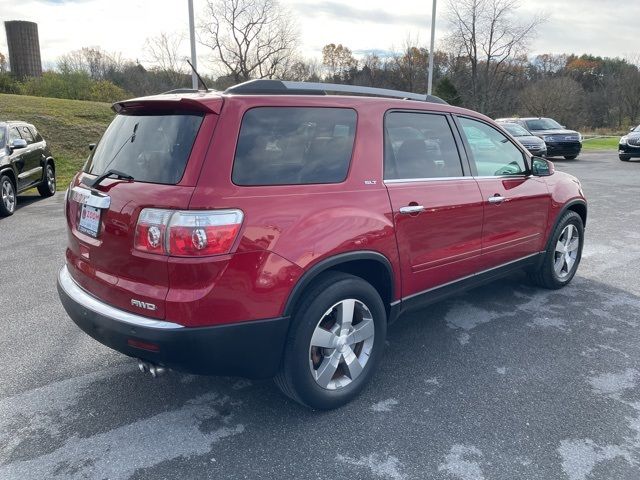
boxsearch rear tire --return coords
[275,272,387,410]
[564,155,578,160]
[529,211,584,289]
[619,155,630,162]
[0,174,16,217]
[37,163,56,197]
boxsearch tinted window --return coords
[459,117,527,176]
[232,107,356,186]
[29,126,43,142]
[20,126,35,144]
[84,113,203,185]
[384,112,463,179]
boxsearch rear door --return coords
[17,125,42,187]
[384,111,484,297]
[455,116,551,270]
[66,107,218,320]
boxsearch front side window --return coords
[384,112,463,180]
[8,127,20,144]
[459,117,527,176]
[84,112,204,185]
[502,123,531,137]
[0,128,5,148]
[232,107,356,186]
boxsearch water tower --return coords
[4,20,43,78]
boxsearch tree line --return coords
[1,0,638,131]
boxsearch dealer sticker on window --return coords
[78,204,101,238]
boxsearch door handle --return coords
[488,195,506,205]
[399,205,426,214]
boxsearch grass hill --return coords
[0,93,114,188]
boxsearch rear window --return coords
[84,112,204,185]
[232,107,357,186]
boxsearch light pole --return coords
[188,0,198,89]
[427,0,437,95]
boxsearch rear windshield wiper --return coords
[82,169,134,188]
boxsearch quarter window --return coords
[384,112,464,180]
[232,107,357,186]
[459,117,527,176]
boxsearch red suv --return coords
[57,80,587,409]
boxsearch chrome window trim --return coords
[71,186,111,209]
[384,176,473,184]
[58,266,184,330]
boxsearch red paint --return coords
[63,91,586,328]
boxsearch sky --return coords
[0,0,638,72]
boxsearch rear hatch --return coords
[65,96,221,320]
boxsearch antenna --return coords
[186,60,209,92]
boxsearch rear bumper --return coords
[57,265,290,378]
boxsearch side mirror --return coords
[560,125,566,129]
[630,127,636,133]
[10,138,27,150]
[531,157,555,176]
[88,143,96,151]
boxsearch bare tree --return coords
[620,57,640,126]
[144,32,187,86]
[520,77,584,126]
[200,0,298,82]
[445,0,545,114]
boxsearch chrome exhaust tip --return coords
[137,359,166,377]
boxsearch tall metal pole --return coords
[188,0,198,89]
[427,0,437,95]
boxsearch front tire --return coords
[529,211,584,289]
[0,174,16,217]
[619,155,630,162]
[275,272,387,410]
[564,155,578,160]
[37,162,56,197]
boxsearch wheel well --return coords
[567,202,587,228]
[284,255,395,319]
[0,169,16,189]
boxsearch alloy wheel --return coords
[46,165,56,193]
[2,179,15,213]
[308,299,375,390]
[554,224,580,279]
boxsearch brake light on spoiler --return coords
[135,208,244,257]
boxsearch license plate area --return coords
[78,204,101,238]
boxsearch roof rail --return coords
[224,79,448,104]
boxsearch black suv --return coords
[619,125,640,161]
[496,117,582,160]
[0,121,56,216]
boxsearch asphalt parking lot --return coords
[1,151,639,480]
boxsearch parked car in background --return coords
[618,125,640,161]
[57,80,587,409]
[496,117,582,160]
[0,121,56,216]
[497,121,547,156]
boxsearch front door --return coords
[384,111,484,298]
[456,116,551,270]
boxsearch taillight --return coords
[134,208,243,257]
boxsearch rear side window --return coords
[84,112,204,185]
[232,107,356,186]
[20,126,35,144]
[384,112,463,180]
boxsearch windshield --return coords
[84,112,204,185]
[524,118,563,131]
[502,123,531,137]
